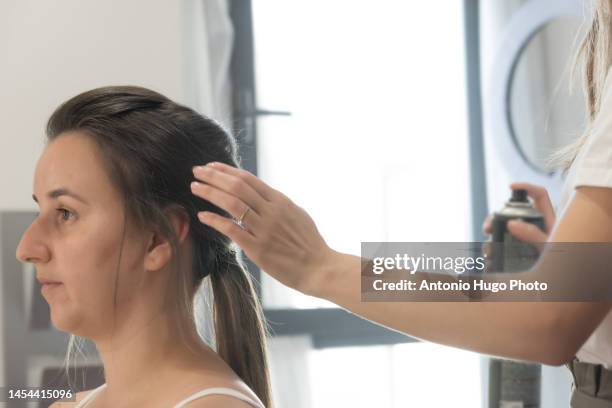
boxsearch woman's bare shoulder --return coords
[171,369,262,407]
[49,390,92,407]
[179,395,256,408]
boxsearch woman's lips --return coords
[41,282,63,295]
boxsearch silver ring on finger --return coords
[234,206,251,230]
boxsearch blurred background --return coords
[0,0,589,407]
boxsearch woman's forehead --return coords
[34,132,117,205]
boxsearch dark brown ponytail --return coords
[209,249,271,406]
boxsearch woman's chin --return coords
[48,307,80,334]
[49,314,71,333]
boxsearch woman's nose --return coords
[15,223,50,264]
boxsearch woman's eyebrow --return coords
[32,187,89,205]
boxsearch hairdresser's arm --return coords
[191,163,612,365]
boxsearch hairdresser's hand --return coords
[191,162,337,295]
[480,183,556,268]
[482,182,556,243]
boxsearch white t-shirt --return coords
[556,67,612,369]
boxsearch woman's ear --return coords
[144,207,191,272]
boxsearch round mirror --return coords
[509,17,587,174]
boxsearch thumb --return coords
[507,220,548,244]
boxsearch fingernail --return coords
[207,162,217,167]
[191,181,200,190]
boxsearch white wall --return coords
[0,0,188,212]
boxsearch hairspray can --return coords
[490,188,546,273]
[489,188,546,408]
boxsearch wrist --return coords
[301,248,356,300]
[299,247,340,298]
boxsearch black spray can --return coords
[488,188,545,408]
[490,188,546,273]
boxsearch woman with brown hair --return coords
[16,86,270,407]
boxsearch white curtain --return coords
[183,0,234,130]
[267,335,313,408]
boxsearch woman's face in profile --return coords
[16,131,149,337]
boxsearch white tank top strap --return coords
[172,387,265,408]
[72,383,265,408]
[74,383,107,407]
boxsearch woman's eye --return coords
[56,208,74,222]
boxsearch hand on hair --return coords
[191,162,337,295]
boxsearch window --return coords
[251,0,472,308]
[230,1,485,406]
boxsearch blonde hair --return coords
[546,0,612,174]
